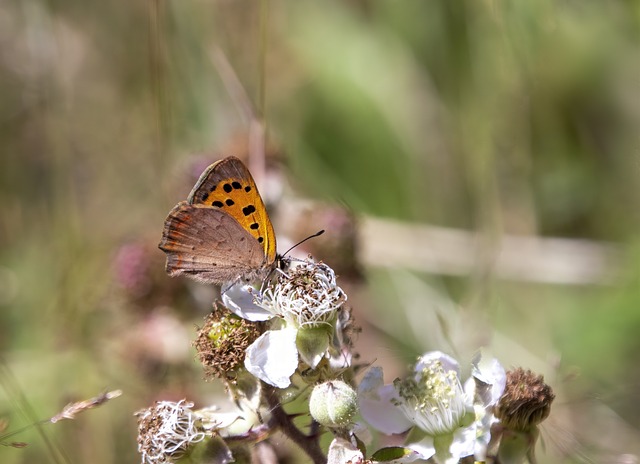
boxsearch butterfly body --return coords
[159,156,277,285]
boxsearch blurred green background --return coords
[1,0,639,462]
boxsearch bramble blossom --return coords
[359,352,478,463]
[222,259,348,388]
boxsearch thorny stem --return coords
[264,384,326,464]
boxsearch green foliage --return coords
[0,0,639,462]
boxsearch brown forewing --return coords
[159,202,266,284]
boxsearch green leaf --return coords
[371,446,415,461]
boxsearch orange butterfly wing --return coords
[188,157,276,264]
[159,157,277,284]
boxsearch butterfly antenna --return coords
[262,230,325,291]
[282,230,325,258]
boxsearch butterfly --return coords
[159,156,277,285]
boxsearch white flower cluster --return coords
[139,251,555,464]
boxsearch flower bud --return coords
[309,380,358,428]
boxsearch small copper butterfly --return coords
[159,156,277,284]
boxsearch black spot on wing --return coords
[223,183,232,193]
[242,205,256,216]
[225,199,235,206]
[250,223,259,230]
[212,201,224,208]
[244,186,251,192]
[232,181,242,189]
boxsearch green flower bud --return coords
[309,380,358,428]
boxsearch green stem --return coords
[433,433,454,464]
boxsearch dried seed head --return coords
[494,368,555,431]
[50,390,122,423]
[193,308,261,381]
[136,400,205,464]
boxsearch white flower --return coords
[393,353,470,436]
[359,352,477,464]
[258,260,345,328]
[222,260,345,325]
[224,259,348,388]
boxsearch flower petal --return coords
[222,283,273,322]
[406,435,436,460]
[471,350,506,406]
[327,437,365,464]
[415,351,460,377]
[449,424,477,459]
[358,367,413,435]
[245,329,298,388]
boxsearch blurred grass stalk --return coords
[360,215,619,285]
